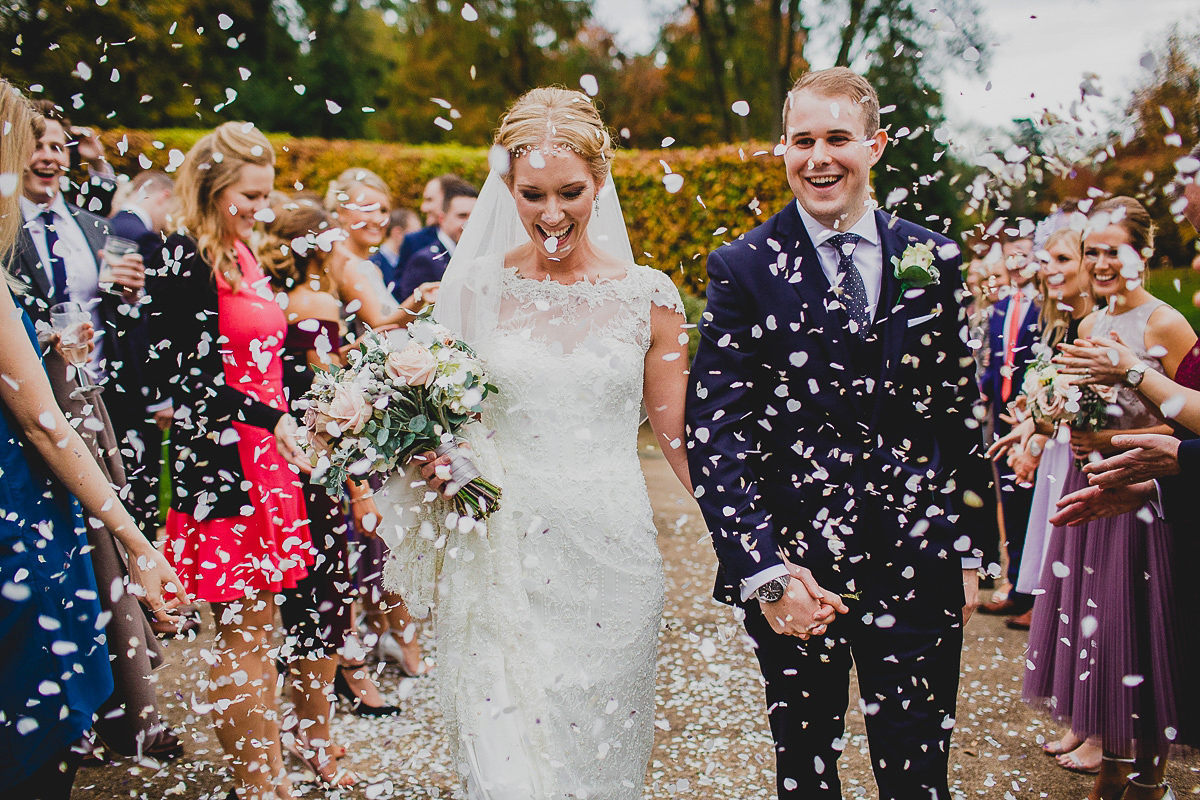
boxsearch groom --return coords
[686,67,997,799]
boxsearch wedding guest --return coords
[325,170,434,695]
[108,169,175,536]
[1023,196,1196,800]
[370,207,421,299]
[146,121,315,800]
[262,201,401,785]
[397,173,456,269]
[396,179,477,300]
[11,102,184,762]
[979,227,1040,621]
[988,226,1102,772]
[0,76,187,800]
[325,168,434,335]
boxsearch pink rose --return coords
[386,342,437,387]
[327,384,372,434]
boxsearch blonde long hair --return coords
[174,121,275,290]
[1037,227,1086,349]
[0,78,39,277]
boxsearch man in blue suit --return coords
[394,174,469,299]
[687,67,994,800]
[977,232,1040,624]
[396,179,478,301]
[108,170,175,532]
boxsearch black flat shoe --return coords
[334,665,400,717]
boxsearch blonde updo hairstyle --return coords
[260,200,338,294]
[175,121,275,291]
[495,87,614,186]
[324,167,391,215]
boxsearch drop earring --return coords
[594,195,600,216]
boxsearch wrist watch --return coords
[1124,361,1148,389]
[756,575,791,603]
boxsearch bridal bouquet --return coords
[299,317,502,520]
[1020,352,1115,432]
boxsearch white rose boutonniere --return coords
[892,242,940,289]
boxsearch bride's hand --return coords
[412,442,472,496]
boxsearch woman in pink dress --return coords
[147,122,314,800]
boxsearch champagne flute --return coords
[49,301,101,399]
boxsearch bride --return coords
[379,87,691,798]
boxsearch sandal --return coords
[1120,778,1174,800]
[1058,744,1102,775]
[1044,731,1085,756]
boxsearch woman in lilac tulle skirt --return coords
[1023,197,1198,800]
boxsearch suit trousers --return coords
[743,596,963,799]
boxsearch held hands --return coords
[274,414,313,474]
[758,561,850,640]
[348,480,379,536]
[152,405,174,431]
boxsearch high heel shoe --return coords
[333,664,400,717]
[376,630,430,677]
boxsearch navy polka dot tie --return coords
[828,232,870,338]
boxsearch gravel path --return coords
[76,439,1200,798]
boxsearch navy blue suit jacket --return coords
[398,225,439,274]
[686,204,996,606]
[397,242,450,300]
[980,290,1040,422]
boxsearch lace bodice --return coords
[479,263,684,472]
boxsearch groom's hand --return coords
[759,564,850,639]
[962,569,980,624]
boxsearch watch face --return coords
[758,576,788,602]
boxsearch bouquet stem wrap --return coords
[434,440,501,519]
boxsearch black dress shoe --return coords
[334,665,400,717]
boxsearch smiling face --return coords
[782,90,887,230]
[1002,238,1035,287]
[510,146,602,260]
[23,119,69,205]
[215,162,275,242]
[1039,239,1083,303]
[338,184,389,251]
[440,195,476,245]
[1083,223,1142,300]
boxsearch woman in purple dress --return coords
[1023,197,1197,800]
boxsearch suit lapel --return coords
[876,210,911,390]
[13,227,52,301]
[773,202,854,373]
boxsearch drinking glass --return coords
[49,301,101,399]
[99,235,144,302]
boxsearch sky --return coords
[590,0,1200,137]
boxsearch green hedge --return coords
[1144,267,1200,332]
[101,130,792,294]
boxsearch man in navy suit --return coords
[687,67,994,800]
[109,170,175,532]
[396,179,478,300]
[977,232,1040,622]
[395,173,467,296]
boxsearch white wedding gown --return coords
[382,259,683,799]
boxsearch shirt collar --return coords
[21,193,70,225]
[795,200,880,248]
[121,203,154,231]
[436,227,456,254]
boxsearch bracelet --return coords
[349,494,374,504]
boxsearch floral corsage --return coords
[892,242,940,290]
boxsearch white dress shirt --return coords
[436,227,457,256]
[21,195,104,374]
[797,201,884,321]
